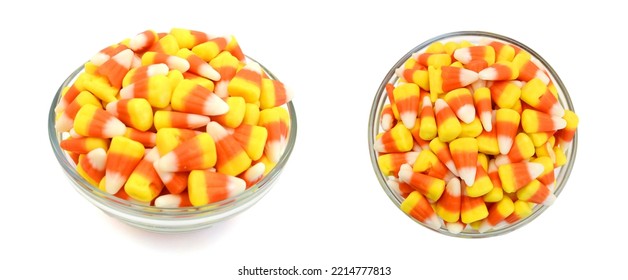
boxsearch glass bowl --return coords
[368,31,577,238]
[49,58,297,233]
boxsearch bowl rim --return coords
[368,30,577,238]
[48,57,298,217]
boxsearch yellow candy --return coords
[242,103,261,126]
[214,96,246,128]
[428,66,443,101]
[425,41,445,53]
[167,69,185,92]
[460,117,483,138]
[83,77,118,104]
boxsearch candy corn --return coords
[206,122,252,176]
[521,109,567,133]
[155,133,217,173]
[188,170,246,206]
[154,192,192,208]
[434,99,461,142]
[105,98,154,132]
[478,61,518,81]
[495,108,520,155]
[400,191,441,230]
[398,164,445,201]
[449,137,478,186]
[76,148,107,186]
[129,29,159,52]
[171,79,229,116]
[498,161,544,193]
[104,136,145,194]
[73,104,126,138]
[153,110,210,130]
[435,178,461,223]
[444,88,475,124]
[477,195,514,233]
[393,83,421,129]
[374,122,413,154]
[228,61,263,103]
[419,96,437,140]
[119,75,172,108]
[260,78,294,110]
[124,148,164,202]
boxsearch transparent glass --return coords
[49,58,297,233]
[368,31,577,238]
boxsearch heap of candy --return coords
[55,28,293,207]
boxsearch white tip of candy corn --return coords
[55,114,73,132]
[494,155,511,167]
[266,141,284,163]
[243,162,265,184]
[498,135,513,155]
[397,164,413,183]
[542,193,557,206]
[453,48,472,64]
[479,111,493,132]
[284,86,295,104]
[105,172,125,194]
[381,113,393,131]
[459,68,480,87]
[373,140,385,153]
[394,67,405,79]
[406,152,419,166]
[478,67,498,81]
[147,63,170,76]
[214,81,229,99]
[167,56,191,72]
[400,112,417,130]
[154,194,182,208]
[156,153,179,173]
[424,215,442,230]
[535,70,550,85]
[187,114,211,129]
[446,222,465,234]
[113,49,134,66]
[143,148,160,163]
[119,84,135,99]
[477,220,493,233]
[528,162,545,180]
[458,166,476,187]
[91,53,110,66]
[102,118,127,138]
[549,103,565,118]
[445,162,459,177]
[227,177,247,197]
[87,148,107,171]
[457,104,476,124]
[203,93,230,116]
[197,64,221,81]
[386,177,400,193]
[410,52,420,61]
[130,34,150,51]
[205,121,228,140]
[552,116,567,130]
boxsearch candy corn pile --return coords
[54,28,293,208]
[375,39,578,234]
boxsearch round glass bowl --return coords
[49,59,297,233]
[368,31,577,237]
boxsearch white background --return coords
[1,1,625,279]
